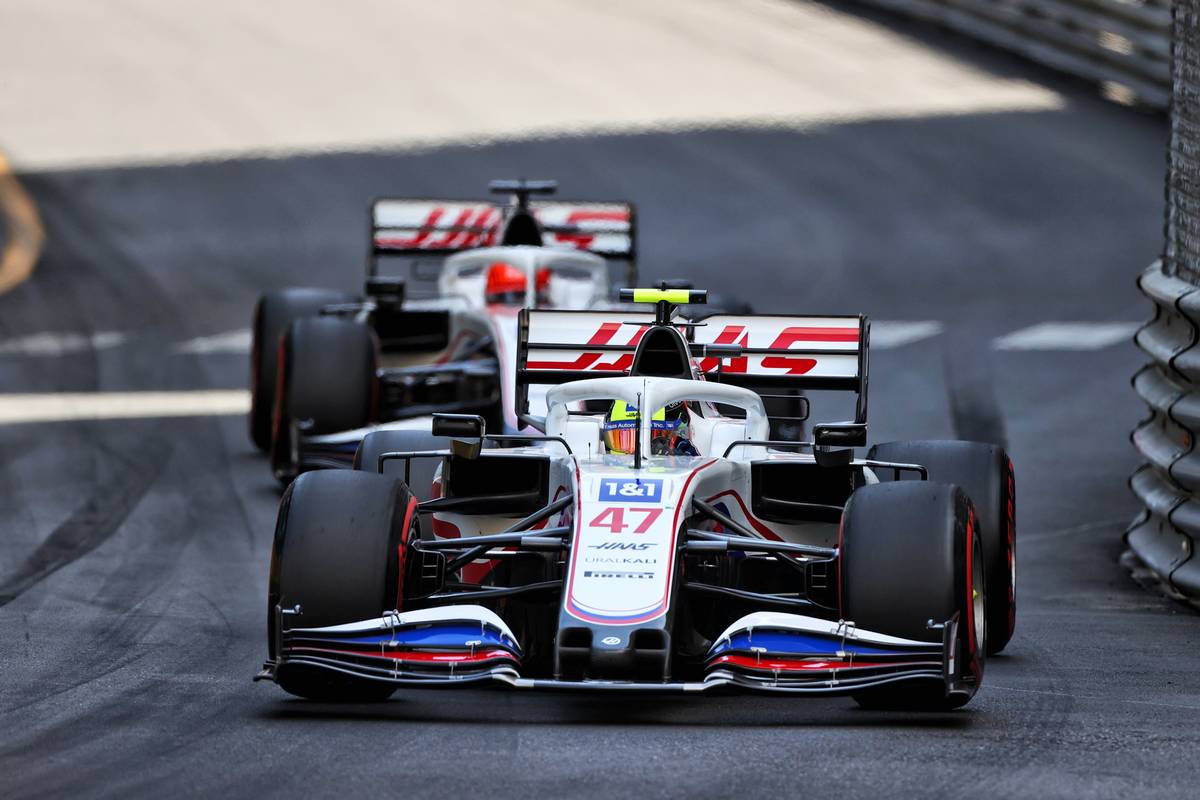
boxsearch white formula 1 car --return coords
[248,179,637,482]
[258,288,1016,710]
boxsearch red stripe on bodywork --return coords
[526,323,646,371]
[292,647,517,663]
[564,460,718,625]
[375,208,444,250]
[759,356,818,375]
[709,654,912,672]
[704,490,781,540]
[770,327,860,345]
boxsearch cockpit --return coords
[439,247,611,310]
[544,376,770,462]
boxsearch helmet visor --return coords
[603,420,638,454]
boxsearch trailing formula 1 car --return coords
[257,288,1016,709]
[249,179,637,482]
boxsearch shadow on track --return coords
[258,693,975,730]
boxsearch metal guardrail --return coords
[847,0,1198,597]
[1129,262,1200,603]
[853,0,1173,108]
[1127,0,1200,604]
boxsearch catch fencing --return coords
[853,0,1173,108]
[1128,0,1200,603]
[852,0,1200,601]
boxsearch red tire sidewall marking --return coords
[271,335,289,450]
[966,502,983,681]
[396,494,418,610]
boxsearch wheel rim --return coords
[972,534,986,654]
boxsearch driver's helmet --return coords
[484,262,527,304]
[602,400,691,455]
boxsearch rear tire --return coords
[270,317,378,483]
[268,470,419,701]
[249,288,354,451]
[839,481,985,711]
[869,440,1015,655]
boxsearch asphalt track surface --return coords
[1,13,1197,800]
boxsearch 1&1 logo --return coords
[598,478,663,503]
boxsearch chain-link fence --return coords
[853,0,1200,602]
[1166,0,1200,280]
[854,0,1172,108]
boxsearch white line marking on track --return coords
[871,321,943,349]
[0,331,125,357]
[174,329,251,354]
[993,322,1140,351]
[0,390,249,424]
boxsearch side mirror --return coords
[432,413,486,439]
[813,422,867,448]
[433,414,486,460]
[366,276,405,309]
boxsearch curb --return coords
[0,151,44,295]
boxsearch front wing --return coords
[257,605,964,697]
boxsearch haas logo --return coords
[375,206,500,250]
[549,209,630,250]
[529,320,859,377]
[697,324,859,375]
[526,323,649,372]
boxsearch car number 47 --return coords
[588,507,664,534]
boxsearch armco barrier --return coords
[1127,0,1200,603]
[1129,263,1200,603]
[853,0,1173,108]
[847,0,1200,599]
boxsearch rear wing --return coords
[370,198,636,264]
[515,309,664,425]
[515,309,870,424]
[694,314,869,425]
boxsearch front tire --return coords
[839,481,985,711]
[249,288,354,451]
[268,470,419,701]
[270,317,378,483]
[869,440,1015,655]
[353,430,453,501]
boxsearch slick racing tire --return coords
[353,430,453,501]
[839,481,985,711]
[249,288,354,452]
[268,470,419,701]
[270,317,377,484]
[868,440,1015,655]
